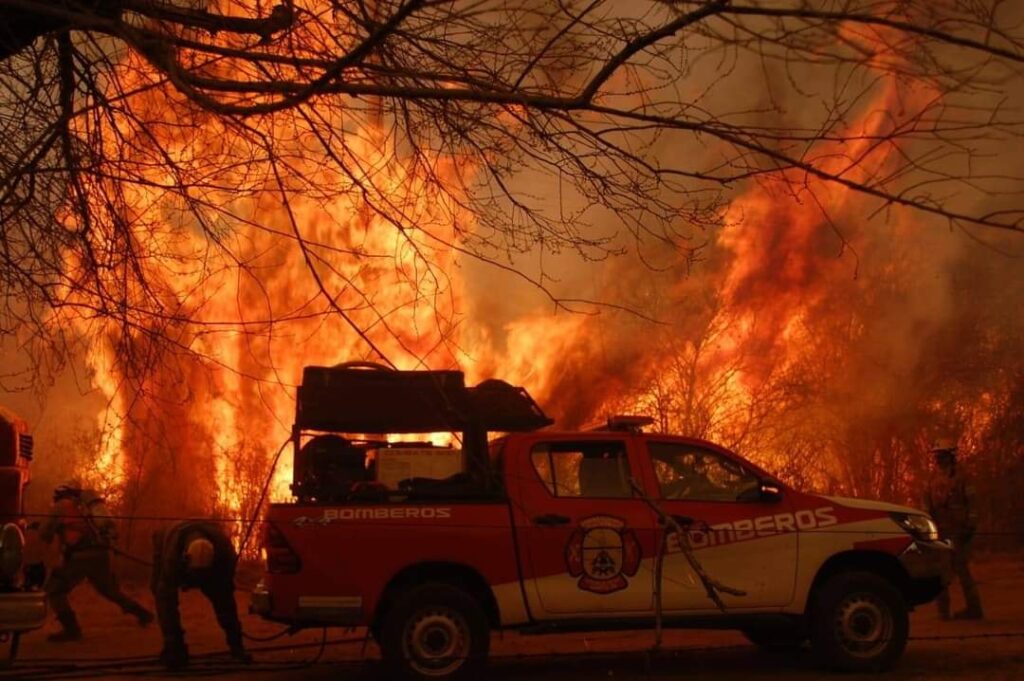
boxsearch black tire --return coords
[809,571,908,673]
[742,622,807,652]
[379,582,490,681]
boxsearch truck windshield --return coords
[649,442,760,502]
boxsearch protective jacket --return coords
[924,468,978,540]
[39,490,115,551]
[151,520,236,591]
[923,466,984,618]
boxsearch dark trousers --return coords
[156,577,243,655]
[45,549,150,632]
[938,540,983,617]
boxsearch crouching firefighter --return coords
[40,482,154,641]
[151,520,251,669]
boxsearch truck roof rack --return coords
[589,415,655,434]
[296,364,553,434]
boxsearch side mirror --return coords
[759,481,783,503]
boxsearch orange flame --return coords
[56,8,475,522]
[55,11,940,524]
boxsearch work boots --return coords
[159,644,190,670]
[227,631,252,664]
[46,627,83,643]
[961,580,984,620]
[121,601,154,628]
[48,611,83,643]
[953,608,984,620]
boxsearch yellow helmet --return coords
[930,438,958,453]
[184,538,215,570]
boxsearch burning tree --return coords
[1,1,1022,545]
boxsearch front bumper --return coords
[899,539,953,605]
[0,590,47,632]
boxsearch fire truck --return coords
[252,364,951,679]
[0,407,46,666]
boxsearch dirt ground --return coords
[5,553,1023,681]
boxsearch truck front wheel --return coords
[809,571,908,672]
[380,583,490,680]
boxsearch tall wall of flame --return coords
[17,7,1020,545]
[54,43,473,539]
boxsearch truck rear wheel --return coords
[380,582,489,680]
[809,571,908,672]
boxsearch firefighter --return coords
[924,440,984,620]
[151,520,251,669]
[39,481,154,641]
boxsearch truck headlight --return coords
[891,513,940,542]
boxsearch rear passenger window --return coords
[530,441,632,498]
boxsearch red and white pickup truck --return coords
[252,365,951,679]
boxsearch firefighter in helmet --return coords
[151,520,251,669]
[39,481,153,641]
[924,440,984,620]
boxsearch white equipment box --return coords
[374,448,464,489]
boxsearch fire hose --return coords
[5,628,342,680]
[237,436,291,561]
[628,479,746,648]
[109,545,152,567]
[14,629,1024,681]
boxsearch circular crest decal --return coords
[565,515,641,594]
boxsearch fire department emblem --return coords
[565,515,641,594]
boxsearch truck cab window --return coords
[649,442,759,502]
[530,441,631,498]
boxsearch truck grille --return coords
[18,434,33,460]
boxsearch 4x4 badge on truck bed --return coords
[565,515,641,594]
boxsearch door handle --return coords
[533,513,571,527]
[658,514,695,527]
